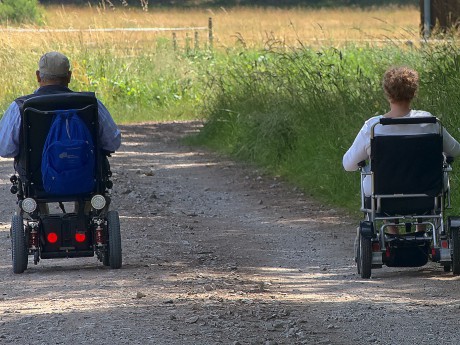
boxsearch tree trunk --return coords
[421,0,460,33]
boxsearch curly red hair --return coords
[382,66,419,102]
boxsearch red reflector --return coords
[47,232,58,243]
[75,232,86,243]
[441,240,449,249]
[372,243,380,252]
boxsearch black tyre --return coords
[102,250,110,266]
[11,215,27,274]
[107,210,122,269]
[358,234,372,279]
[101,220,109,266]
[355,233,361,274]
[451,227,460,275]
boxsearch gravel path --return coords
[0,121,459,345]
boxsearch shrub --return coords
[0,0,43,24]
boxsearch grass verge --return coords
[190,40,460,216]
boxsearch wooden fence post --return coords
[208,17,213,50]
[172,32,177,51]
[194,31,199,51]
[185,32,190,53]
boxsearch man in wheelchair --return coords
[0,51,122,273]
[343,66,460,278]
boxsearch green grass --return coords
[0,43,213,123]
[0,0,43,24]
[74,48,211,122]
[2,30,460,218]
[189,40,460,216]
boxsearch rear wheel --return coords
[451,227,460,275]
[106,211,122,269]
[102,250,110,266]
[358,234,372,279]
[354,232,361,274]
[11,215,27,274]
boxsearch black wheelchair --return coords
[356,116,460,278]
[9,92,121,273]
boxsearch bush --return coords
[0,0,43,24]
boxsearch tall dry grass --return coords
[0,5,427,124]
[8,5,422,48]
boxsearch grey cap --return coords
[38,51,70,78]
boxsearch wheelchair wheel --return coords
[451,227,460,275]
[102,250,109,266]
[358,234,372,279]
[11,215,28,274]
[107,210,122,269]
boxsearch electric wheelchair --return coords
[9,92,121,273]
[356,116,460,278]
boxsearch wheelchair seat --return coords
[356,116,460,278]
[9,92,122,273]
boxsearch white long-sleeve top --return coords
[343,110,460,171]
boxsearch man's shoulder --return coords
[3,101,20,117]
[14,93,35,107]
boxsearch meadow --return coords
[1,4,459,214]
[0,5,422,122]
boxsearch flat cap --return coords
[38,51,70,77]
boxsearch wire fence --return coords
[0,18,214,53]
[0,27,206,33]
[1,18,445,51]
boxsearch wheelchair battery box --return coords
[385,237,430,267]
[40,213,93,256]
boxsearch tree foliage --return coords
[0,0,43,24]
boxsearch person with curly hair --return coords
[343,66,460,234]
[343,66,460,195]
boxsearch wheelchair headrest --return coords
[23,92,97,112]
[379,116,437,126]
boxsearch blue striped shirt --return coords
[0,97,121,158]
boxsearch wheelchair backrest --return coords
[18,92,101,197]
[370,117,444,214]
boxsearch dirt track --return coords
[1,121,460,345]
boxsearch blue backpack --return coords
[41,110,95,195]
